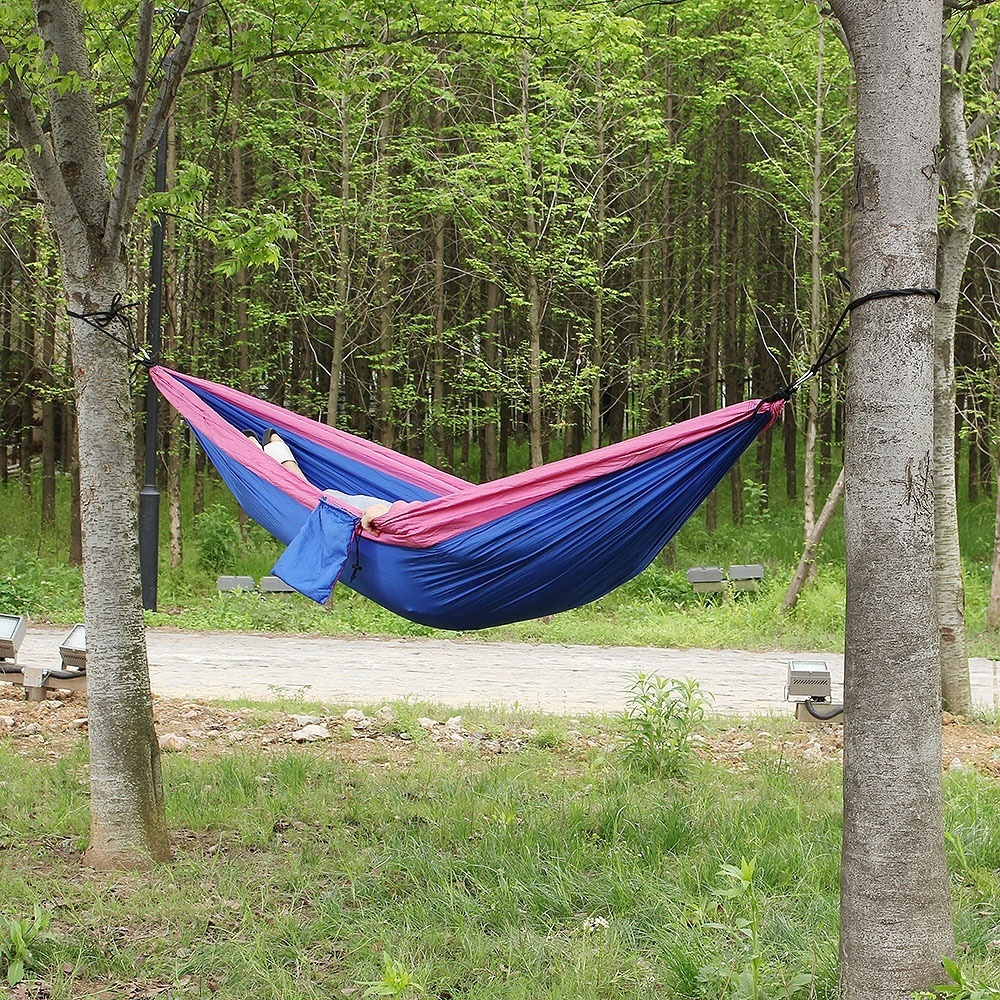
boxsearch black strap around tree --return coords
[65,294,152,370]
[763,285,941,404]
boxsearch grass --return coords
[1,701,999,998]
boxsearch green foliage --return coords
[619,673,709,777]
[1,906,53,987]
[912,957,1000,1000]
[698,857,814,1000]
[192,503,242,574]
[0,540,82,618]
[362,955,424,998]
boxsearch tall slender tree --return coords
[0,0,203,868]
[828,1,956,996]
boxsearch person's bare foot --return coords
[361,503,390,533]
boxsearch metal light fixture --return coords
[0,614,26,662]
[59,624,87,671]
[785,660,843,721]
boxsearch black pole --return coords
[139,123,168,611]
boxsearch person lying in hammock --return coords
[245,428,391,532]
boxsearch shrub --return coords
[620,673,709,777]
[192,503,241,574]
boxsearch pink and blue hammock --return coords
[151,366,783,630]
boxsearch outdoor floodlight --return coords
[59,624,87,671]
[785,660,832,702]
[686,566,726,594]
[785,660,843,721]
[0,614,26,662]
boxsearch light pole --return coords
[139,11,187,611]
[138,122,167,611]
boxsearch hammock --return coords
[151,366,783,630]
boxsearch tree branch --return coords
[0,39,80,241]
[112,2,205,242]
[104,1,156,256]
[33,0,110,233]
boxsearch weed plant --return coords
[620,674,709,776]
[1,704,999,998]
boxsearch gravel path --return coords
[14,626,1000,716]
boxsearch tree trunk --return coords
[803,11,826,578]
[590,55,606,452]
[522,40,543,469]
[68,267,171,869]
[163,118,183,569]
[481,277,499,482]
[705,120,723,532]
[41,262,56,526]
[327,88,351,427]
[781,467,844,613]
[829,3,955,997]
[934,25,1000,715]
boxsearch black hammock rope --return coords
[762,284,941,404]
[65,294,150,368]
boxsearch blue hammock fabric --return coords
[151,366,783,630]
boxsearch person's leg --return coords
[262,429,307,480]
[243,430,264,451]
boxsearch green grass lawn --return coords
[2,698,999,999]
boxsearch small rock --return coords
[948,757,969,773]
[40,699,64,710]
[69,718,88,730]
[445,715,463,730]
[418,717,438,729]
[343,709,367,724]
[566,729,582,740]
[0,716,14,728]
[292,723,331,742]
[942,711,957,725]
[181,710,201,720]
[448,731,465,743]
[802,744,824,763]
[291,714,321,726]
[375,705,395,721]
[688,733,708,745]
[159,733,189,752]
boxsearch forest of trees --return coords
[1,0,998,533]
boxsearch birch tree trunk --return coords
[327,87,351,427]
[521,39,543,469]
[803,10,825,576]
[828,2,955,996]
[781,467,844,613]
[0,0,202,868]
[936,25,1000,712]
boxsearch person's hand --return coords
[361,503,391,533]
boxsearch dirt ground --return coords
[2,688,998,778]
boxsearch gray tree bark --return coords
[828,2,956,997]
[0,0,202,868]
[936,25,1000,708]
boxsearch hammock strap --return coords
[763,285,941,404]
[348,524,363,583]
[66,294,152,372]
